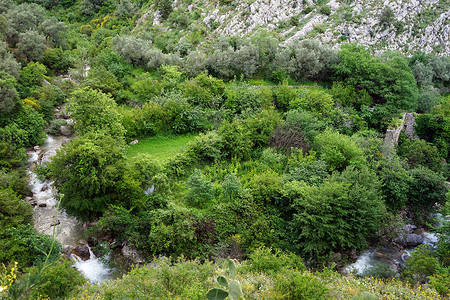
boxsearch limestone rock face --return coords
[138,0,449,56]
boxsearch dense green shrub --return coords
[45,119,67,135]
[68,87,125,139]
[30,259,86,299]
[0,188,32,230]
[218,119,254,160]
[289,167,385,259]
[334,44,418,112]
[185,169,214,207]
[402,244,440,284]
[47,132,142,219]
[244,246,305,274]
[289,88,334,116]
[0,224,62,267]
[314,128,365,172]
[407,166,448,213]
[274,270,331,299]
[187,131,223,161]
[398,136,444,174]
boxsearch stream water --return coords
[27,135,113,282]
[343,227,442,276]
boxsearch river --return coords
[27,134,113,283]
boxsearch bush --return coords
[185,169,214,208]
[319,5,331,15]
[289,167,385,259]
[45,119,67,136]
[429,272,450,297]
[407,166,448,214]
[289,89,334,116]
[314,128,365,172]
[218,119,254,160]
[187,131,223,162]
[402,244,440,284]
[245,246,305,274]
[31,259,86,299]
[274,270,331,299]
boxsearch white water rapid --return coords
[27,135,113,282]
[71,245,113,283]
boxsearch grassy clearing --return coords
[125,134,197,162]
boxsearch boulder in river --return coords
[60,125,73,136]
[71,245,91,261]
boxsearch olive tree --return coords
[18,30,46,61]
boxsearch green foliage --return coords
[274,270,331,299]
[47,132,137,219]
[318,5,331,15]
[0,104,46,148]
[378,157,411,210]
[0,42,20,79]
[289,167,385,259]
[19,62,47,89]
[314,128,365,172]
[379,6,395,25]
[18,30,46,62]
[289,88,334,116]
[429,272,450,297]
[41,48,72,74]
[4,3,45,45]
[0,224,62,267]
[334,44,418,112]
[330,81,372,110]
[218,119,253,160]
[0,188,32,230]
[68,87,126,139]
[242,108,281,148]
[224,81,263,115]
[187,131,223,162]
[185,169,214,207]
[182,72,225,108]
[45,119,67,136]
[221,173,242,201]
[81,66,123,98]
[155,0,173,20]
[274,80,297,111]
[30,259,86,299]
[407,166,448,214]
[207,259,243,300]
[244,246,305,274]
[0,72,19,115]
[415,107,450,160]
[402,244,440,284]
[416,88,441,113]
[397,136,444,174]
[274,40,337,82]
[248,169,282,206]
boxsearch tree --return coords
[68,87,126,138]
[5,3,45,45]
[289,167,385,259]
[19,61,47,88]
[275,40,337,81]
[48,132,129,219]
[314,128,365,172]
[17,30,46,61]
[0,42,21,79]
[39,17,68,48]
[0,72,19,114]
[334,44,418,111]
[0,188,32,229]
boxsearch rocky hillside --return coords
[143,0,449,55]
